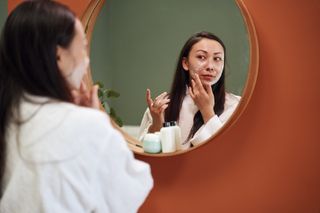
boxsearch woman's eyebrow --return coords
[196,50,223,55]
[196,50,208,54]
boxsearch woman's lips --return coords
[201,75,215,81]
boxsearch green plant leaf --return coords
[115,116,123,127]
[94,81,123,126]
[105,89,120,98]
[98,89,104,100]
[109,107,116,117]
[95,81,104,88]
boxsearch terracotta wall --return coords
[8,0,90,16]
[8,0,320,212]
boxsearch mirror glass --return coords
[89,0,255,155]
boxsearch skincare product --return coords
[170,121,182,150]
[142,133,161,154]
[160,122,176,153]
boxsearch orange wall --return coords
[8,0,320,212]
[8,0,91,17]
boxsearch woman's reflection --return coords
[139,32,240,150]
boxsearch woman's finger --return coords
[191,79,199,95]
[80,81,88,93]
[160,104,169,113]
[152,97,170,113]
[194,73,204,92]
[204,83,213,97]
[153,92,168,107]
[71,90,80,105]
[191,79,195,89]
[156,98,170,109]
[90,84,100,109]
[146,89,153,108]
[188,86,195,99]
[154,92,167,102]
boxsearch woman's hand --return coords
[189,73,215,123]
[146,89,170,132]
[71,81,100,110]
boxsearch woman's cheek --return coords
[193,61,207,73]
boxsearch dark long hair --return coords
[0,0,76,195]
[165,32,226,139]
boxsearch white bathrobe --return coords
[138,92,240,150]
[0,95,153,213]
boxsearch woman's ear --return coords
[56,45,71,75]
[182,57,189,71]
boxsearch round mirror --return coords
[83,0,258,156]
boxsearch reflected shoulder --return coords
[225,92,241,102]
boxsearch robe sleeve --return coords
[91,112,153,213]
[188,93,241,146]
[137,108,153,141]
[188,115,223,146]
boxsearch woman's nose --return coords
[206,60,215,71]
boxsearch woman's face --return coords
[182,38,224,86]
[57,19,89,89]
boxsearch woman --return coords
[0,1,152,212]
[139,32,240,150]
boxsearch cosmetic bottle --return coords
[160,122,176,153]
[170,121,182,150]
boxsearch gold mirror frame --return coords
[82,0,259,157]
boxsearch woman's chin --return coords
[200,80,212,87]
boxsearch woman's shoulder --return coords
[18,98,114,162]
[225,92,241,102]
[59,102,110,124]
[22,94,110,127]
[46,101,114,139]
[32,100,111,130]
[224,92,241,108]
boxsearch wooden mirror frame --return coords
[82,0,259,157]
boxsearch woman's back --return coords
[1,95,153,213]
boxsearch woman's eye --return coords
[214,57,223,61]
[197,55,206,60]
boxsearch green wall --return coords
[0,1,7,30]
[90,0,249,125]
